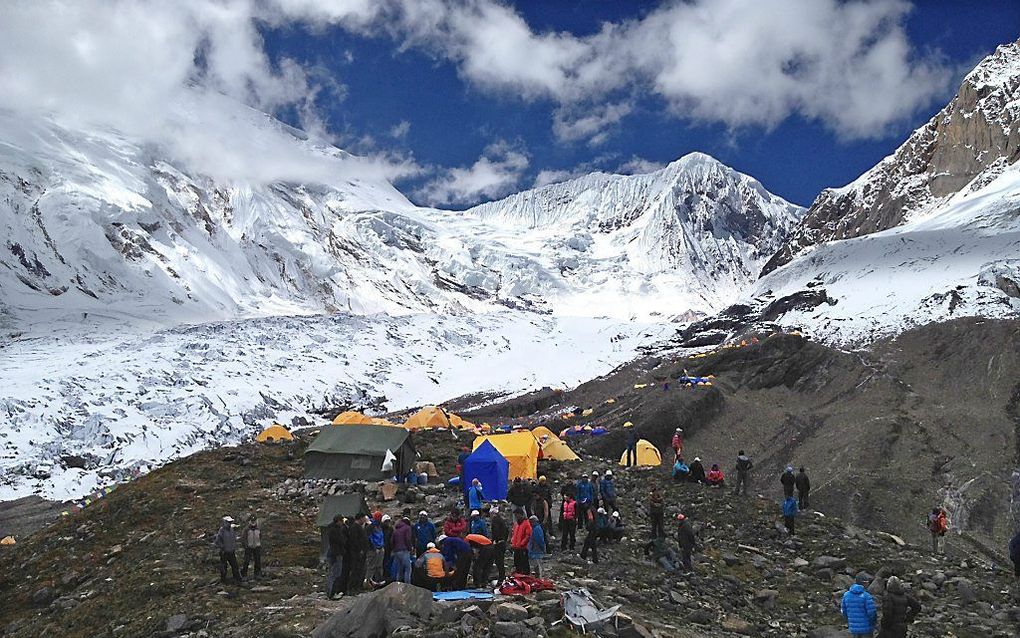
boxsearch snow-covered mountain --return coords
[736,41,1020,345]
[763,39,1020,276]
[0,113,801,332]
[467,153,803,318]
[0,104,804,498]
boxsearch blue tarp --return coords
[433,590,495,601]
[462,440,510,501]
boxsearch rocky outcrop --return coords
[763,39,1020,275]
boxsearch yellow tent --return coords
[332,411,371,425]
[449,414,476,431]
[619,439,662,467]
[529,426,580,461]
[473,431,540,480]
[404,406,452,430]
[256,424,294,443]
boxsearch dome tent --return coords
[404,406,452,430]
[619,439,662,467]
[472,431,539,480]
[462,440,510,501]
[256,424,293,443]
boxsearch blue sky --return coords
[2,1,1017,210]
[258,0,1020,208]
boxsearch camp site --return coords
[3,6,1020,638]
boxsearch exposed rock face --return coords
[763,39,1020,275]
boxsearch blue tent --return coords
[463,440,510,501]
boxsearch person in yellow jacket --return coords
[415,542,451,591]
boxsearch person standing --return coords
[467,478,486,511]
[732,451,753,496]
[579,504,599,564]
[780,466,796,498]
[878,575,921,638]
[590,471,602,509]
[510,509,533,575]
[927,507,948,555]
[346,513,370,593]
[325,515,347,599]
[560,494,577,551]
[366,513,385,587]
[536,475,554,539]
[413,510,437,555]
[795,467,811,510]
[381,514,394,583]
[241,518,262,579]
[443,507,468,538]
[391,515,414,584]
[490,506,510,583]
[625,431,638,467]
[467,533,495,588]
[508,478,530,515]
[530,491,550,547]
[675,513,697,572]
[469,509,490,537]
[1010,528,1020,597]
[576,475,594,523]
[841,582,877,638]
[648,487,665,539]
[213,516,241,584]
[671,428,684,460]
[528,515,546,576]
[600,470,618,513]
[782,496,798,536]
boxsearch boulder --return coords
[720,616,754,635]
[31,587,55,606]
[494,602,529,622]
[491,621,534,638]
[165,614,188,632]
[312,583,433,638]
[812,556,845,570]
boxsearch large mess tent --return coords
[305,425,415,481]
[472,431,539,480]
[462,440,510,501]
[316,493,370,561]
[619,439,662,467]
[255,424,293,443]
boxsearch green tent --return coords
[317,493,371,562]
[304,424,416,481]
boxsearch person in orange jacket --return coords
[414,542,450,591]
[510,509,533,575]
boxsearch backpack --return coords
[563,500,576,521]
[929,511,948,535]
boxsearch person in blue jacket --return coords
[438,534,473,590]
[576,475,594,522]
[841,582,877,637]
[469,509,490,537]
[782,496,799,536]
[599,470,618,512]
[672,458,690,482]
[413,510,437,555]
[528,515,546,576]
[467,478,486,511]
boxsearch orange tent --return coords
[256,424,294,443]
[404,406,452,430]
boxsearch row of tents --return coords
[331,406,483,432]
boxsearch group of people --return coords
[213,516,263,584]
[841,575,922,638]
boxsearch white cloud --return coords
[417,140,529,206]
[309,0,952,142]
[390,120,412,139]
[617,157,666,175]
[532,169,576,188]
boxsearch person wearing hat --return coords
[438,533,473,590]
[624,430,638,467]
[241,517,262,580]
[575,474,594,524]
[688,457,706,484]
[325,514,347,598]
[879,575,921,637]
[414,541,450,592]
[590,471,602,510]
[380,514,395,585]
[671,428,684,460]
[579,501,600,564]
[602,511,626,542]
[599,470,618,513]
[213,516,241,584]
[507,477,531,516]
[443,506,468,539]
[467,478,486,511]
[782,495,799,536]
[675,513,698,571]
[469,509,489,538]
[780,466,796,499]
[413,510,437,555]
[489,506,510,583]
[706,463,725,487]
[528,514,547,576]
[535,476,553,538]
[366,512,386,587]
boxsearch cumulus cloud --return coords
[299,0,952,142]
[416,140,529,206]
[390,120,412,139]
[617,157,667,175]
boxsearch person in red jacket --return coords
[671,428,684,460]
[510,509,533,575]
[443,507,468,538]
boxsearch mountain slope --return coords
[467,153,803,318]
[763,39,1020,275]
